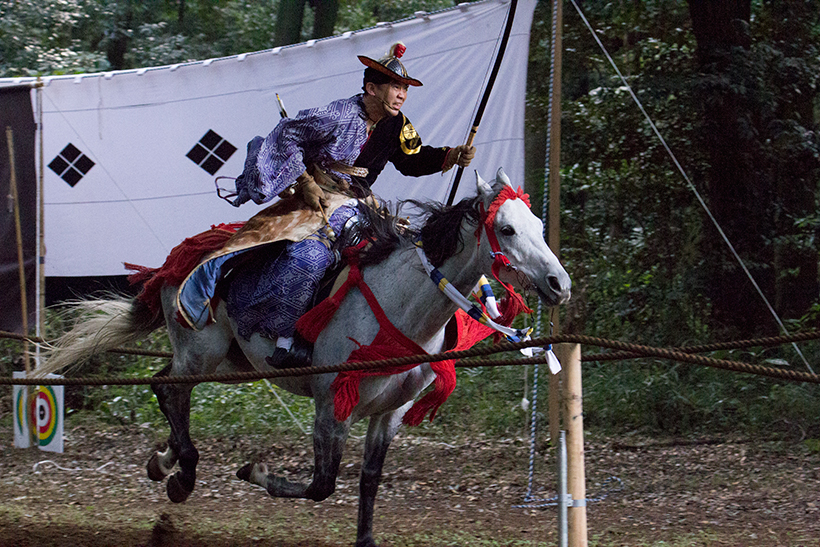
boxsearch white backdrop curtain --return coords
[0,0,535,276]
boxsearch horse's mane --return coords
[356,201,410,266]
[357,195,482,268]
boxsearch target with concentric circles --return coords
[15,389,28,437]
[33,386,59,446]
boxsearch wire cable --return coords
[568,0,814,374]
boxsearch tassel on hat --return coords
[390,42,406,58]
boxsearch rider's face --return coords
[371,81,408,116]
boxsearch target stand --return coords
[12,372,64,453]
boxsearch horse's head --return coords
[475,168,571,307]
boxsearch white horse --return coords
[36,168,570,547]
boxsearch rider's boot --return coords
[265,333,313,369]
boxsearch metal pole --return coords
[557,429,568,547]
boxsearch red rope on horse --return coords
[295,243,370,344]
[301,189,541,424]
[476,185,533,323]
[297,244,497,425]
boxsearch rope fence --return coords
[2,329,820,387]
[582,330,820,362]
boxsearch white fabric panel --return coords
[1,0,535,276]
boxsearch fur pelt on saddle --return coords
[125,222,244,317]
[126,192,353,329]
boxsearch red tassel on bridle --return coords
[475,186,533,316]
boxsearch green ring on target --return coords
[15,389,26,436]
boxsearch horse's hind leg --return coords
[147,364,178,481]
[145,359,200,503]
[147,289,233,502]
[237,399,350,501]
[304,404,350,501]
[355,408,405,547]
[150,364,199,503]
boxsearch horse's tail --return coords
[33,295,164,378]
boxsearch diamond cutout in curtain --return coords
[187,130,237,175]
[48,144,95,187]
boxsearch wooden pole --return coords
[6,126,30,374]
[547,0,564,445]
[557,342,587,547]
[7,125,38,448]
[36,81,46,344]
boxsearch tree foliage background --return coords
[526,0,820,437]
[527,0,820,343]
[2,0,819,437]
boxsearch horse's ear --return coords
[476,171,493,197]
[496,167,512,187]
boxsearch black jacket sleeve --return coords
[389,115,449,177]
[354,113,448,190]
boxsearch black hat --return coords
[358,42,423,87]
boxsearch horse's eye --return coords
[499,225,516,236]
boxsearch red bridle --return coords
[476,185,533,314]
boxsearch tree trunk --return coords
[688,0,774,337]
[106,3,134,71]
[274,0,307,47]
[310,0,339,40]
[690,0,820,335]
[766,0,819,320]
[688,0,751,65]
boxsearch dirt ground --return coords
[0,419,818,547]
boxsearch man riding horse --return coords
[224,43,476,367]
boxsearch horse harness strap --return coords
[295,242,459,425]
[343,249,426,356]
[414,245,530,344]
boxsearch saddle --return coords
[176,191,355,330]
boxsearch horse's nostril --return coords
[548,275,562,293]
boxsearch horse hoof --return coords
[147,453,167,482]
[166,474,193,503]
[236,463,254,482]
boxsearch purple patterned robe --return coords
[226,94,447,340]
[227,95,368,339]
[234,95,369,206]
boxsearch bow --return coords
[445,0,520,206]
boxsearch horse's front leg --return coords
[238,397,351,500]
[355,406,407,547]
